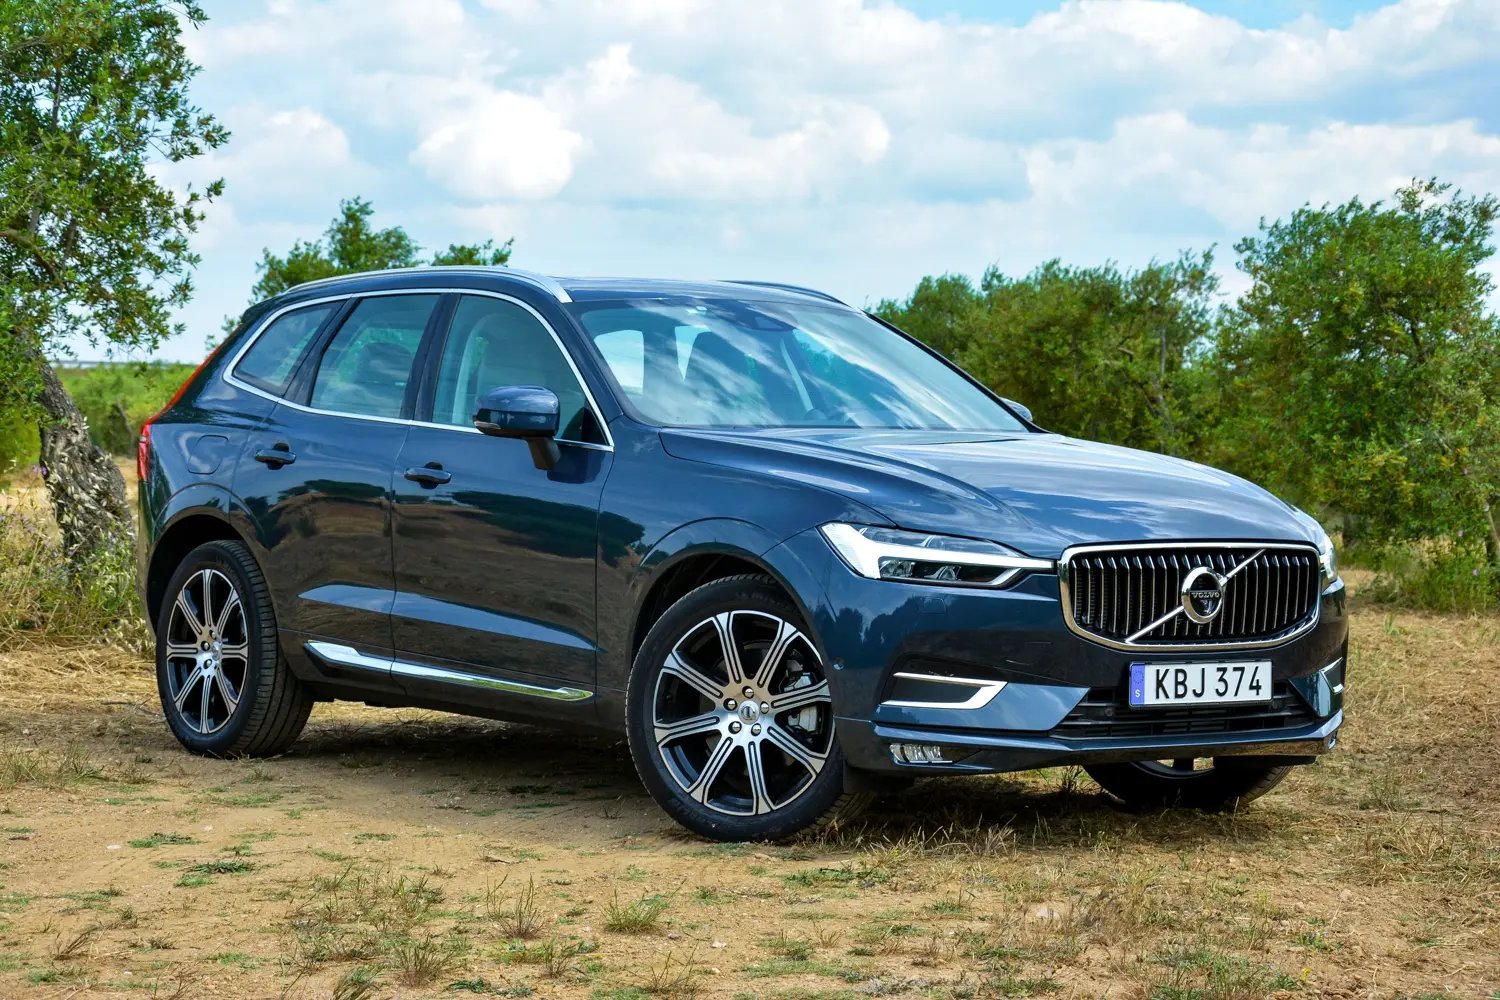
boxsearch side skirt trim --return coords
[304,641,593,703]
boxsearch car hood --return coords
[659,428,1314,558]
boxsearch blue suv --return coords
[138,267,1347,841]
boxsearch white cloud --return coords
[192,0,484,74]
[143,0,1500,362]
[153,104,363,214]
[1023,113,1500,233]
[410,92,583,200]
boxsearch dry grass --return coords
[0,463,147,651]
[0,574,1495,997]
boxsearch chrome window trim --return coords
[1057,540,1322,653]
[306,641,593,702]
[222,287,613,451]
[881,672,1008,710]
[286,265,573,303]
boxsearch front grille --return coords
[1053,683,1315,740]
[1062,544,1320,649]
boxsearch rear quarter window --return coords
[233,303,338,396]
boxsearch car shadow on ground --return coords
[268,711,1296,854]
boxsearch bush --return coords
[0,501,146,649]
[0,404,39,484]
[0,363,192,484]
[1354,537,1499,614]
[58,363,196,455]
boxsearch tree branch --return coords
[0,227,63,281]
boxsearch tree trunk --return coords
[34,358,135,570]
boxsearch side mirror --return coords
[1002,397,1033,424]
[474,385,561,470]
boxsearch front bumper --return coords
[766,528,1349,777]
[843,708,1342,775]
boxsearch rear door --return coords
[389,292,613,703]
[233,293,442,664]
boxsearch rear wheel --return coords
[626,575,868,841]
[155,540,312,757]
[1085,758,1292,811]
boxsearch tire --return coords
[1084,758,1293,812]
[154,540,312,757]
[626,575,869,841]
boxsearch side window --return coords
[431,296,593,441]
[309,295,437,418]
[232,303,336,396]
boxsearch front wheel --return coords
[626,576,867,841]
[1085,758,1292,811]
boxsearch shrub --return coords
[1356,537,1499,613]
[0,404,39,485]
[59,363,196,456]
[0,502,145,649]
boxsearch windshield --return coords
[569,297,1025,431]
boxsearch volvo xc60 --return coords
[138,267,1346,841]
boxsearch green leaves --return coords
[240,197,515,310]
[1211,179,1500,552]
[877,252,1219,458]
[880,179,1500,575]
[0,0,226,390]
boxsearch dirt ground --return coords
[1,474,1497,1000]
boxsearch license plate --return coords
[1128,661,1271,707]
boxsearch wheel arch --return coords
[145,511,251,632]
[626,521,828,672]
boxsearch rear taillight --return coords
[136,423,153,481]
[137,343,227,482]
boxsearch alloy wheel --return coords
[652,610,833,817]
[163,568,249,735]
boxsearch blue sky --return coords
[118,0,1500,362]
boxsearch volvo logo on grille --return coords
[1180,566,1228,624]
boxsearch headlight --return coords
[819,523,1053,588]
[1317,528,1337,584]
[1293,508,1338,586]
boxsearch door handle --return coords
[254,443,296,467]
[404,463,452,486]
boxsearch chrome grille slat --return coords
[1086,554,1098,626]
[1062,543,1320,650]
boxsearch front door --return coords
[390,293,613,697]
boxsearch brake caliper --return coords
[783,670,819,732]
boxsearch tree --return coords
[239,196,513,308]
[1203,179,1500,561]
[872,273,983,359]
[0,0,226,569]
[876,253,1219,456]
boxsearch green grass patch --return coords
[602,892,669,934]
[128,832,197,849]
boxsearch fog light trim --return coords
[882,672,1007,710]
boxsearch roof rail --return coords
[285,265,572,303]
[723,280,847,306]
